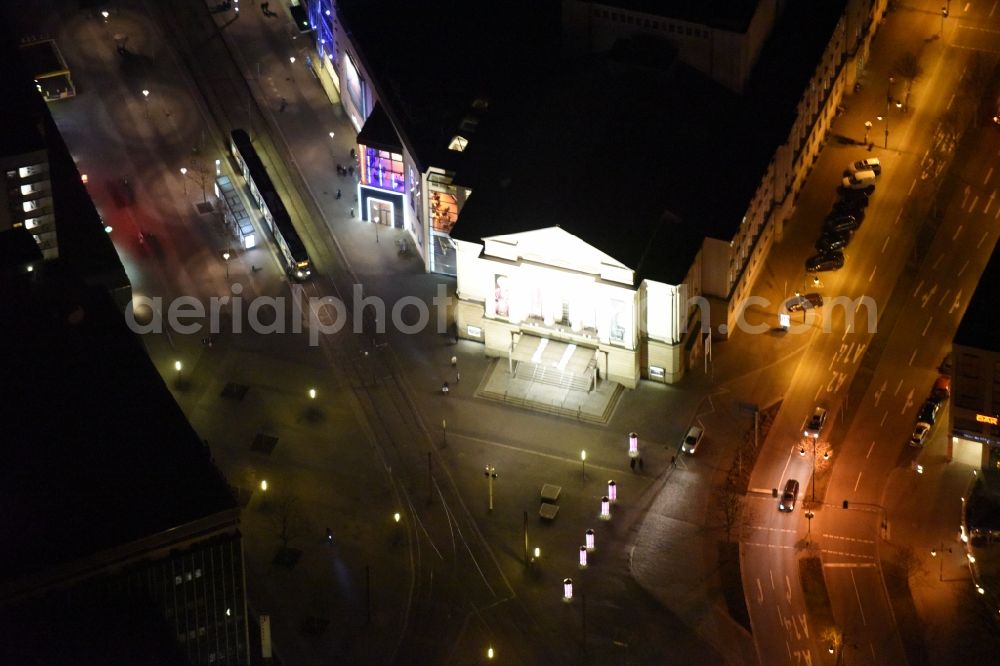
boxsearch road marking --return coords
[867,439,877,458]
[881,236,889,253]
[750,487,775,495]
[909,349,917,366]
[851,570,868,626]
[962,186,970,208]
[744,541,795,550]
[913,279,925,297]
[822,549,875,560]
[894,208,903,226]
[785,575,792,604]
[947,93,955,109]
[951,289,963,314]
[894,379,903,396]
[747,525,797,534]
[908,179,917,195]
[868,265,876,282]
[983,192,994,215]
[986,167,995,185]
[952,225,963,241]
[938,289,951,306]
[958,259,969,276]
[901,388,915,415]
[933,254,944,269]
[880,411,888,426]
[822,534,876,545]
[827,371,847,393]
[874,379,886,405]
[922,317,933,336]
[756,578,764,604]
[769,569,775,590]
[969,195,979,213]
[815,384,824,401]
[853,343,866,364]
[921,284,937,307]
[992,0,999,18]
[823,562,877,568]
[854,470,863,492]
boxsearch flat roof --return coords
[17,39,68,76]
[592,0,762,33]
[453,44,760,285]
[0,48,47,158]
[954,241,1000,351]
[0,262,237,584]
[337,0,561,171]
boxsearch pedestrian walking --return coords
[455,372,461,383]
[350,148,356,160]
[348,165,354,177]
[279,97,287,112]
[441,381,450,395]
[350,207,355,217]
[336,189,342,199]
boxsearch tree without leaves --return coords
[719,484,744,543]
[893,52,922,108]
[268,493,307,552]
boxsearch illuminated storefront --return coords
[357,103,407,234]
[454,227,701,387]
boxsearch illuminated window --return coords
[362,146,404,193]
[448,135,469,152]
[25,218,40,229]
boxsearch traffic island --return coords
[799,556,836,642]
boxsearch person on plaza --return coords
[441,381,449,395]
[279,97,287,112]
[336,189,342,199]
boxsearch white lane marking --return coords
[869,265,877,282]
[823,533,876,544]
[909,349,917,366]
[854,471,863,492]
[823,562,878,568]
[958,259,969,276]
[881,236,889,253]
[984,192,995,216]
[991,0,999,18]
[770,569,775,590]
[913,279,925,297]
[923,317,933,336]
[952,225,963,241]
[880,411,888,426]
[921,284,937,307]
[908,179,917,195]
[979,231,990,248]
[894,379,903,396]
[853,343,866,364]
[938,289,951,306]
[756,577,764,604]
[867,440,877,458]
[969,195,979,213]
[785,575,793,604]
[851,570,868,626]
[947,93,956,110]
[986,167,995,185]
[894,208,903,226]
[932,254,944,269]
[901,388,915,415]
[744,541,795,550]
[963,186,971,208]
[951,289,963,314]
[823,548,876,560]
[780,444,795,486]
[815,384,824,401]
[874,379,887,405]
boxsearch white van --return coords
[842,170,876,190]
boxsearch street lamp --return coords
[308,387,316,399]
[142,88,150,118]
[941,6,949,35]
[222,250,231,278]
[180,167,188,195]
[174,360,183,386]
[580,450,587,481]
[484,465,497,511]
[864,120,872,144]
[486,646,495,660]
[800,437,822,502]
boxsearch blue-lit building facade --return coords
[304,0,468,275]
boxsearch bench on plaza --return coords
[540,483,561,503]
[539,502,560,520]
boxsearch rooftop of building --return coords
[580,0,762,33]
[0,256,237,586]
[954,241,1000,352]
[17,38,68,76]
[337,0,562,172]
[452,41,761,285]
[0,47,48,159]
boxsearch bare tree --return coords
[719,484,744,543]
[268,493,307,553]
[893,52,922,110]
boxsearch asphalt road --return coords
[738,2,990,663]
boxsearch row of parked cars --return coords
[909,374,951,447]
[804,158,882,273]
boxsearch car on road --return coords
[823,215,859,234]
[842,170,877,191]
[816,230,851,253]
[846,157,881,176]
[805,251,845,273]
[804,406,828,438]
[932,375,951,401]
[909,422,931,448]
[779,479,800,512]
[681,425,704,454]
[918,399,941,425]
[785,292,824,312]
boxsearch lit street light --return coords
[308,387,317,399]
[222,250,231,278]
[142,88,149,118]
[260,479,268,492]
[484,464,497,511]
[864,120,872,144]
[580,450,587,481]
[180,167,188,195]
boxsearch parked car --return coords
[816,230,852,253]
[681,425,704,454]
[805,251,845,272]
[842,170,877,191]
[824,215,859,234]
[909,422,931,447]
[839,188,871,208]
[939,353,953,375]
[786,292,824,312]
[918,399,941,425]
[831,199,866,221]
[779,479,800,512]
[846,157,882,176]
[932,375,951,401]
[804,406,828,438]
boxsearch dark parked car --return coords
[806,251,845,272]
[831,198,866,221]
[823,215,859,234]
[918,399,941,425]
[786,292,824,312]
[839,188,871,208]
[816,230,851,253]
